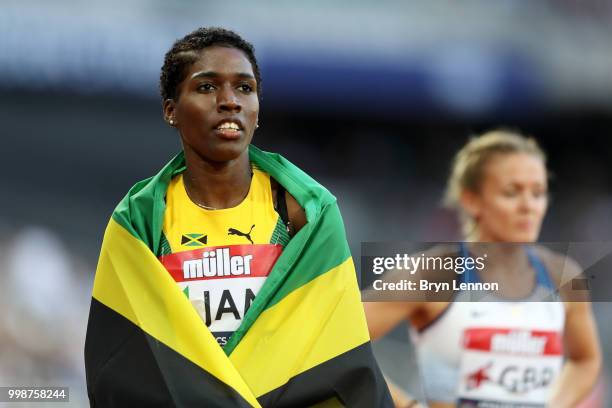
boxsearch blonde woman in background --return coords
[365,130,601,408]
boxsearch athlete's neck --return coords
[182,148,252,210]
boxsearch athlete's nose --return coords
[518,191,537,213]
[217,85,241,113]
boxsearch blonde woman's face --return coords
[465,152,548,242]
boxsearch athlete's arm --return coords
[543,254,602,408]
[363,245,458,340]
[548,300,601,408]
[363,300,416,340]
[363,269,435,340]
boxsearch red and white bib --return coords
[160,244,281,346]
[457,327,563,407]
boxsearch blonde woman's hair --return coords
[444,129,547,239]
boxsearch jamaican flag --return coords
[85,145,392,407]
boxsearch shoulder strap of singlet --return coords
[458,242,480,284]
[276,182,290,228]
[526,248,555,290]
[460,242,555,290]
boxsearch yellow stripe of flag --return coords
[230,257,370,397]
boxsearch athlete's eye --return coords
[197,83,216,92]
[238,83,254,93]
[532,189,547,199]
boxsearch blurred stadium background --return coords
[1,0,612,406]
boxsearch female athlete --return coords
[365,130,601,408]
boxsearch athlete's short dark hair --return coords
[159,27,261,101]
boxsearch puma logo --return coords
[228,224,255,244]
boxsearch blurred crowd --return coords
[0,226,91,406]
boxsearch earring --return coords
[256,123,259,129]
[169,119,175,126]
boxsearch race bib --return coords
[160,244,282,346]
[457,328,563,408]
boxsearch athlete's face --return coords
[164,46,259,162]
[463,153,548,242]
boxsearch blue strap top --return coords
[458,242,555,290]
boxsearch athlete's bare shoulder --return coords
[285,191,307,233]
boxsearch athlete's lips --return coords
[212,118,244,140]
[516,220,535,230]
[213,118,244,130]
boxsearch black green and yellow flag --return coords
[85,145,392,407]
